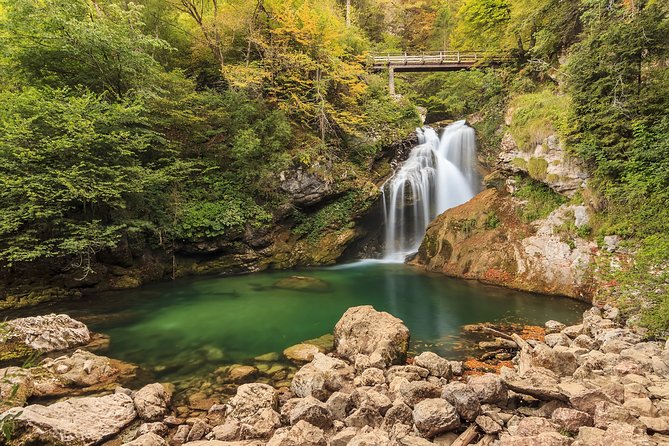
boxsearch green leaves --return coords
[2,0,171,97]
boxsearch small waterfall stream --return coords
[382,120,479,261]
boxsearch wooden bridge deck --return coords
[371,51,508,72]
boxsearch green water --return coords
[21,262,587,382]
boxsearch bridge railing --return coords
[371,51,509,66]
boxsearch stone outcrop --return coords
[334,305,410,366]
[498,131,589,197]
[412,188,596,300]
[5,392,137,445]
[3,313,90,352]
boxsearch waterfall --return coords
[382,120,478,262]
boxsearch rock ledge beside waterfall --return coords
[411,188,596,300]
[3,306,669,445]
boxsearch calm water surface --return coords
[17,261,588,382]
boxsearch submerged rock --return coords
[274,276,330,292]
[283,344,320,363]
[334,305,410,367]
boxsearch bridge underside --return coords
[372,63,481,72]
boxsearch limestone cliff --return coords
[411,188,596,300]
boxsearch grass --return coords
[509,88,571,152]
[512,176,566,222]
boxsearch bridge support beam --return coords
[389,67,395,95]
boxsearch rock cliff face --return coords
[497,132,589,197]
[411,188,596,300]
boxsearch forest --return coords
[0,0,668,330]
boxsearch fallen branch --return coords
[452,424,479,446]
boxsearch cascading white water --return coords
[382,120,478,261]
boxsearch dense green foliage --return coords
[512,176,566,223]
[0,0,418,274]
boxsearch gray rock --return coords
[382,402,413,428]
[414,352,451,378]
[412,398,460,438]
[475,414,502,434]
[562,324,584,339]
[172,425,189,444]
[510,416,559,436]
[289,396,333,429]
[348,429,391,446]
[593,401,642,430]
[186,419,211,442]
[133,383,172,421]
[545,333,571,348]
[291,353,353,401]
[345,407,383,428]
[386,365,429,382]
[545,320,566,334]
[569,389,613,415]
[571,334,596,350]
[639,416,669,433]
[136,422,169,438]
[227,383,281,439]
[329,426,358,446]
[334,306,410,367]
[357,367,386,386]
[551,408,593,433]
[279,167,332,207]
[441,381,481,421]
[467,374,508,405]
[4,314,90,352]
[399,380,442,407]
[326,391,352,420]
[266,420,326,446]
[352,388,392,415]
[5,392,136,445]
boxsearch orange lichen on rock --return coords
[520,325,545,342]
[463,358,514,376]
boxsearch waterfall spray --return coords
[382,120,478,261]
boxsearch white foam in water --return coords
[382,120,479,262]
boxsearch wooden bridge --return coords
[370,51,509,94]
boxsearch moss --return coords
[528,157,549,181]
[509,89,571,151]
[546,173,560,183]
[512,157,528,169]
[512,176,566,222]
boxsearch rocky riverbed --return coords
[2,305,669,445]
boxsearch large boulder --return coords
[4,314,90,352]
[334,306,410,367]
[411,189,596,300]
[5,392,136,445]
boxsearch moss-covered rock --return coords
[412,188,596,300]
